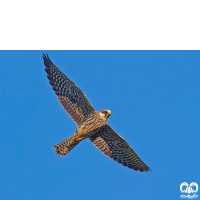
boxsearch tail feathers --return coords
[53,133,80,157]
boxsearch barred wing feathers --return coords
[43,54,95,127]
[89,125,150,172]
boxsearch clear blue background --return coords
[0,51,199,200]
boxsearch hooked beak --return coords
[107,110,111,118]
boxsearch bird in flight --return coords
[43,53,150,172]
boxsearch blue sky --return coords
[0,51,199,200]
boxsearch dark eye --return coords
[103,111,107,114]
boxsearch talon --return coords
[75,135,83,141]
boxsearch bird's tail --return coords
[53,131,81,157]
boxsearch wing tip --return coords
[42,53,53,69]
[42,53,49,60]
[137,166,152,172]
[146,167,152,172]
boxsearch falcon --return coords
[43,53,150,172]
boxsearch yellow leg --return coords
[75,135,83,141]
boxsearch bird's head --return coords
[99,109,111,121]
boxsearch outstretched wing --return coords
[43,53,96,127]
[89,125,150,172]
